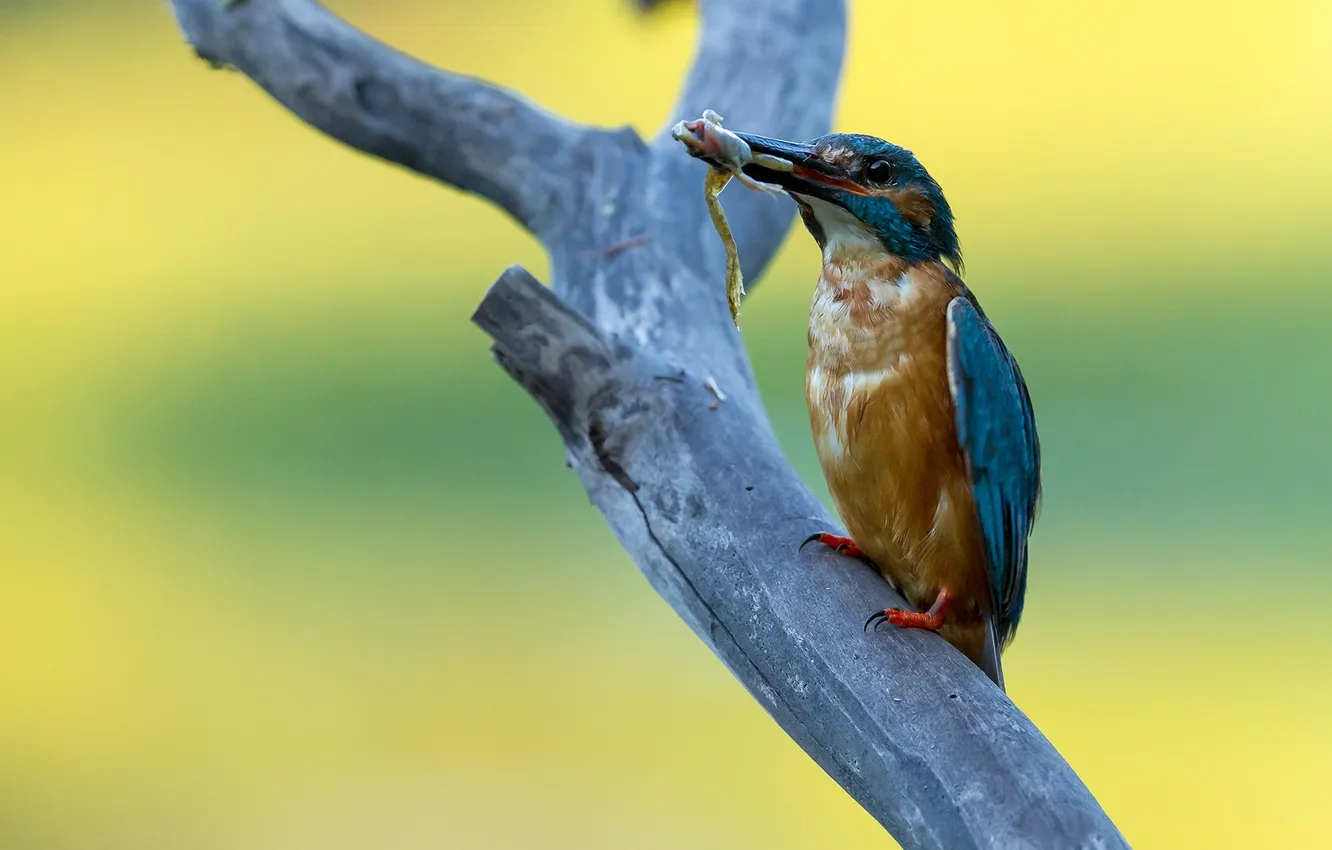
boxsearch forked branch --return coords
[167,1,1127,847]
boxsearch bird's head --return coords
[694,131,961,270]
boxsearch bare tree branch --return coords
[475,267,1126,850]
[169,0,586,232]
[659,0,847,279]
[168,1,1129,847]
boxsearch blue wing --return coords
[946,296,1042,653]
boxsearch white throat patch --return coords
[797,195,883,261]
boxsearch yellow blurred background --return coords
[3,1,1331,847]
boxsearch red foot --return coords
[866,589,950,633]
[800,531,865,559]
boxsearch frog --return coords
[670,110,791,325]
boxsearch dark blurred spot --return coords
[686,493,705,519]
[631,0,687,11]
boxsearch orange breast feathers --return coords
[805,257,992,661]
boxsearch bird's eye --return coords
[866,159,894,183]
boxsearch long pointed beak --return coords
[736,131,874,197]
[729,132,821,169]
[673,119,869,199]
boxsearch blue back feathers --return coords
[945,296,1042,645]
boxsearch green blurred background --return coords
[3,1,1331,847]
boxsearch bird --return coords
[682,128,1041,690]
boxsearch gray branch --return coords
[168,1,1128,847]
[169,0,586,232]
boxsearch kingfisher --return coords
[685,130,1041,690]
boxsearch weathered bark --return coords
[167,2,1128,847]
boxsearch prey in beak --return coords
[671,111,871,327]
[670,110,878,327]
[674,112,962,273]
[668,110,781,325]
[672,111,873,203]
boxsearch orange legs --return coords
[865,588,950,632]
[799,534,951,634]
[800,532,865,559]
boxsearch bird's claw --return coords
[864,607,945,632]
[800,531,865,559]
[864,589,950,633]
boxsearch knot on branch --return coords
[477,266,688,496]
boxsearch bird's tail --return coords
[980,615,1006,693]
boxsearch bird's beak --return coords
[678,123,871,199]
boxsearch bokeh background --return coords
[3,1,1331,847]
